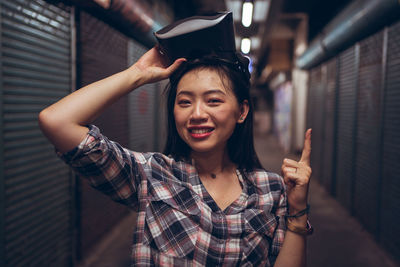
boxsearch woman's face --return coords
[174,68,248,155]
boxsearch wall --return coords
[307,20,400,263]
[77,10,131,259]
[0,0,73,266]
[0,1,172,265]
[273,81,293,152]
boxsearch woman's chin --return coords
[190,146,215,154]
[188,142,226,156]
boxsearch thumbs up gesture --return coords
[281,129,312,213]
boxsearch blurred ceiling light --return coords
[242,1,253,27]
[241,38,251,54]
[253,0,269,22]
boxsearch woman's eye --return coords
[177,100,191,106]
[208,99,222,104]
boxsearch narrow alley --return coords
[1,0,399,266]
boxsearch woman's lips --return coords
[188,127,214,139]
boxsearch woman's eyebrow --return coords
[204,89,226,96]
[177,89,226,96]
[176,90,194,96]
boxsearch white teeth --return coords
[190,129,212,134]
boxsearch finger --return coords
[285,172,310,186]
[166,58,186,74]
[299,128,312,165]
[283,158,299,167]
[282,166,297,173]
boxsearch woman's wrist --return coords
[125,65,146,90]
[286,204,310,227]
[287,214,308,227]
[286,205,313,235]
[288,204,309,216]
[286,218,314,236]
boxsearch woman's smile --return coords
[188,126,215,139]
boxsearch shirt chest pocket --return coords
[143,181,201,258]
[241,208,278,265]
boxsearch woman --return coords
[39,44,312,266]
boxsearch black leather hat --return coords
[154,12,250,80]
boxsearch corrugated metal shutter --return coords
[1,0,73,266]
[321,58,337,192]
[380,21,400,262]
[354,30,383,234]
[78,10,129,258]
[127,41,157,152]
[308,66,325,185]
[335,46,358,210]
[80,11,129,147]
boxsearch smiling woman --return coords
[172,65,247,157]
[164,56,259,172]
[38,12,312,267]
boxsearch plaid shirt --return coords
[60,125,287,266]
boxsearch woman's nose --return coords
[190,102,208,122]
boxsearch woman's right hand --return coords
[39,46,184,153]
[131,46,186,86]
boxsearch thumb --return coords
[299,128,312,165]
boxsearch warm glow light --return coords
[241,38,251,54]
[295,43,307,56]
[93,0,111,8]
[242,2,253,27]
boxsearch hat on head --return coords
[154,12,250,80]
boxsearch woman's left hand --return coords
[281,129,312,213]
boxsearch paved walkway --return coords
[79,132,399,267]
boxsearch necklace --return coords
[192,158,233,179]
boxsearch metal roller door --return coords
[380,21,400,263]
[78,10,129,258]
[354,30,384,234]
[127,41,157,152]
[80,11,129,147]
[307,66,324,185]
[321,58,337,193]
[335,46,358,211]
[0,0,73,266]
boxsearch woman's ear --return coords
[237,100,249,123]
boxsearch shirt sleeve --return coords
[267,173,288,266]
[58,125,150,209]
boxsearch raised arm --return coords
[275,129,312,267]
[38,47,185,153]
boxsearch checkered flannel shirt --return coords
[60,125,287,266]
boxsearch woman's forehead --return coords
[176,67,233,94]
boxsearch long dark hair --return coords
[163,56,262,171]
